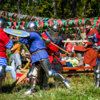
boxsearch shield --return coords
[4,28,30,37]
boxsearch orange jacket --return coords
[12,43,20,53]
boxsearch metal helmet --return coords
[48,24,60,42]
[20,26,26,31]
[27,22,37,31]
[0,18,6,28]
[51,24,59,32]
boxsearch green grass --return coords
[0,73,100,100]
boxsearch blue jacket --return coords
[20,32,48,64]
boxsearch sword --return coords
[25,7,38,28]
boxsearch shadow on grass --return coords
[2,82,30,94]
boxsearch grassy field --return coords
[0,72,100,100]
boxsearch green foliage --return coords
[0,0,100,19]
[1,74,100,100]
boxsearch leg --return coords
[36,67,44,88]
[94,59,100,87]
[39,59,70,89]
[0,66,6,92]
[15,53,22,71]
[43,73,48,90]
[23,64,38,94]
[76,52,83,66]
[6,66,16,80]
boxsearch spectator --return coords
[64,38,73,53]
[66,52,79,67]
[11,39,22,73]
[21,49,30,69]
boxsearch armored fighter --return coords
[19,22,70,94]
[40,24,64,88]
[0,18,13,92]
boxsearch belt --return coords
[0,51,5,53]
[48,53,55,56]
[31,49,45,55]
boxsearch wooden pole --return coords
[42,37,80,61]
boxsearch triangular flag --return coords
[7,22,12,26]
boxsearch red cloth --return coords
[42,33,61,64]
[96,33,100,46]
[0,28,10,58]
[75,28,99,66]
[65,43,73,52]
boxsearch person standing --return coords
[19,22,70,94]
[11,39,22,73]
[0,18,13,92]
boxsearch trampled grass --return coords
[0,72,100,100]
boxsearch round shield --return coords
[4,28,30,37]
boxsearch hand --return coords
[11,48,13,51]
[70,61,74,63]
[84,43,88,47]
[45,38,50,44]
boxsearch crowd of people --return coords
[0,17,100,94]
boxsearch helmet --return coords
[48,24,60,42]
[27,22,37,31]
[51,24,59,32]
[20,26,26,31]
[0,18,6,28]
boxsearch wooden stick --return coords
[62,40,88,43]
[42,37,80,61]
[16,71,29,85]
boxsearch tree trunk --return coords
[53,0,57,18]
[26,0,30,14]
[69,0,76,18]
[61,0,64,19]
[98,0,100,16]
[17,0,20,14]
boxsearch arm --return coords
[3,33,13,49]
[96,33,100,39]
[19,37,29,44]
[11,43,20,51]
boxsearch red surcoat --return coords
[75,29,98,66]
[0,28,10,58]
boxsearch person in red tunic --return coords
[37,24,68,89]
[86,25,100,87]
[74,20,98,67]
[0,18,13,92]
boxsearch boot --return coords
[23,78,35,94]
[18,65,22,70]
[63,79,70,89]
[76,52,83,67]
[52,72,70,89]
